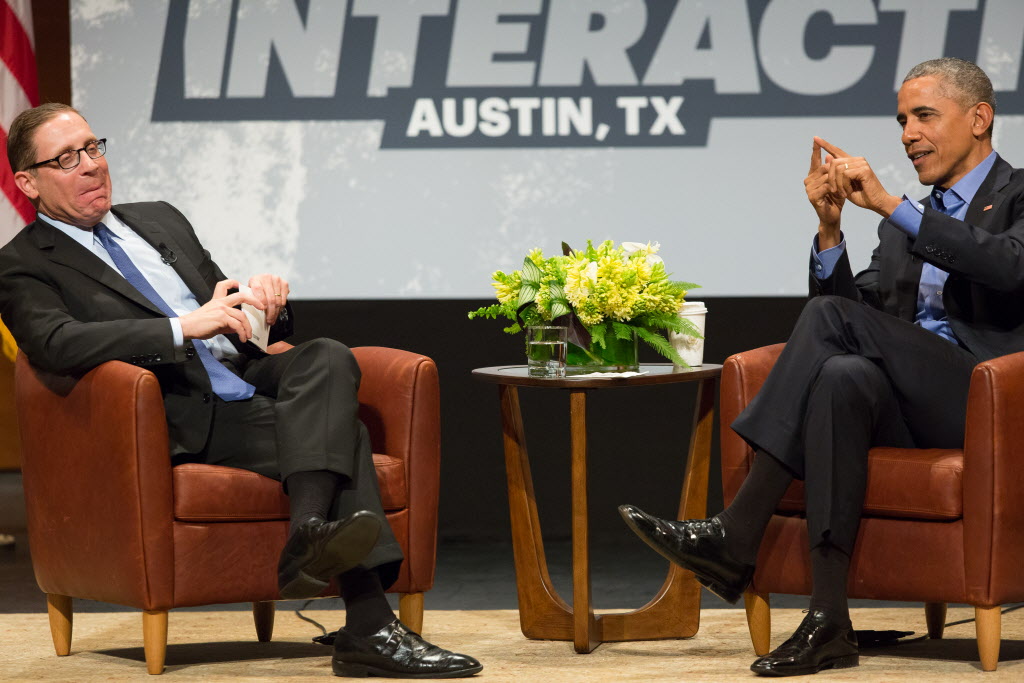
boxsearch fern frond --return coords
[635,327,687,366]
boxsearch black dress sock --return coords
[808,542,853,627]
[340,567,396,637]
[284,470,343,535]
[715,451,794,565]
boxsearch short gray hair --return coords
[903,58,995,137]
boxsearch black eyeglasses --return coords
[26,138,107,171]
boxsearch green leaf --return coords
[517,283,538,307]
[549,282,565,300]
[521,257,542,284]
[610,320,634,340]
[635,327,687,366]
[468,303,511,321]
[675,317,703,338]
[549,299,571,319]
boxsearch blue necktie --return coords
[94,223,255,401]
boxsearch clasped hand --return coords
[179,274,290,343]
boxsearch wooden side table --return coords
[472,364,722,653]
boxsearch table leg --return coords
[498,376,717,647]
[596,376,716,641]
[498,385,573,640]
[570,389,599,653]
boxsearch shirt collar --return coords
[933,150,998,208]
[37,210,127,249]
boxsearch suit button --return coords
[203,393,211,404]
[186,346,196,359]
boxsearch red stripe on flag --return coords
[0,127,34,224]
[0,1,38,106]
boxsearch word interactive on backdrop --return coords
[73,0,1024,298]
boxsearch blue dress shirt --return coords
[38,211,238,360]
[811,151,998,344]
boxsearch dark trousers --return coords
[181,338,403,587]
[731,296,978,552]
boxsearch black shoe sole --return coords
[332,660,484,678]
[752,653,859,676]
[279,515,381,600]
[619,507,745,604]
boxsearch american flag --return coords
[1,0,38,247]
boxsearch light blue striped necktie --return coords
[93,223,255,401]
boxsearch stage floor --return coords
[3,607,1023,681]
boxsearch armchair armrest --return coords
[720,344,786,505]
[962,350,1024,604]
[15,354,175,609]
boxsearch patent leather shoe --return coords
[332,619,483,678]
[618,504,754,603]
[278,512,381,600]
[750,609,858,676]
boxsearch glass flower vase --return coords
[565,331,639,375]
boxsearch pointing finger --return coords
[810,139,822,173]
[815,136,850,160]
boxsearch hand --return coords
[247,273,290,325]
[179,279,265,343]
[805,138,845,248]
[815,136,901,218]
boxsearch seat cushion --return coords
[776,447,964,520]
[173,454,406,522]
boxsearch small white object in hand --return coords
[569,371,649,379]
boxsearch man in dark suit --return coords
[621,57,1024,676]
[0,103,480,679]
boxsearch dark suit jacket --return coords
[0,201,293,454]
[811,154,1024,362]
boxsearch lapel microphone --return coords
[157,243,177,265]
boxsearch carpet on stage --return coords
[3,606,1023,681]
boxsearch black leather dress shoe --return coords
[618,504,754,603]
[278,512,381,600]
[332,620,483,678]
[750,610,858,676]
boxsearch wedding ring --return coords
[845,163,849,170]
[274,293,282,297]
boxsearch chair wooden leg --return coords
[399,592,424,633]
[924,602,947,639]
[744,591,771,656]
[253,601,275,642]
[46,594,73,656]
[975,605,1001,672]
[142,610,168,675]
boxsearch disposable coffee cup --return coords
[670,301,707,367]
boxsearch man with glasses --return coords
[0,103,481,679]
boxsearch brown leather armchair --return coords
[721,343,1024,672]
[15,344,441,674]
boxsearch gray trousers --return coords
[731,296,978,553]
[180,338,403,588]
